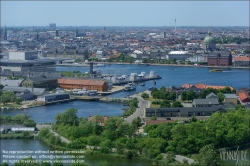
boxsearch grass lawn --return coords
[150,104,161,108]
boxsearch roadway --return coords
[125,90,151,123]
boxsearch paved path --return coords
[126,91,151,123]
[36,124,71,143]
[161,153,195,164]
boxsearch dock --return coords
[113,76,162,85]
[97,86,124,95]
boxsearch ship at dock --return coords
[103,71,162,85]
[123,82,136,91]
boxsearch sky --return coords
[1,1,249,27]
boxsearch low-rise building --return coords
[166,51,191,60]
[2,86,34,100]
[37,93,70,104]
[207,51,232,66]
[206,92,218,99]
[144,107,226,118]
[58,78,108,91]
[224,94,238,105]
[21,75,58,89]
[234,56,250,67]
[11,127,35,133]
[193,98,219,107]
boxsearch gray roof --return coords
[3,86,30,93]
[28,75,58,83]
[206,92,218,99]
[146,106,226,114]
[2,86,45,96]
[42,92,69,97]
[1,78,23,86]
[224,93,237,99]
[193,98,219,105]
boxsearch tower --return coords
[175,19,176,31]
[76,28,79,37]
[56,29,59,37]
[4,25,7,40]
[36,32,39,40]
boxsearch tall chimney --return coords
[90,62,93,74]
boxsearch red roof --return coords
[234,56,250,61]
[58,78,106,86]
[239,92,249,101]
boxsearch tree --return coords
[54,108,79,126]
[181,91,187,101]
[141,93,149,99]
[0,91,16,105]
[160,100,171,108]
[15,97,22,104]
[172,101,183,107]
[217,92,225,103]
[150,116,157,120]
[87,135,102,149]
[0,84,4,90]
[187,90,197,101]
[196,144,219,166]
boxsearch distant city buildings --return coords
[49,23,56,30]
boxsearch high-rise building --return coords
[56,29,59,37]
[164,32,167,38]
[49,23,56,30]
[36,32,39,40]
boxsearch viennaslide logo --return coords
[219,146,248,165]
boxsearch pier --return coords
[112,76,162,85]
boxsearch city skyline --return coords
[1,1,249,27]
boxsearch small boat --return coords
[148,86,154,91]
[124,82,136,91]
[140,83,145,86]
[210,69,223,72]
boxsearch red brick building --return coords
[234,56,250,67]
[58,78,108,91]
[207,51,232,66]
[236,89,250,103]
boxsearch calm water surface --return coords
[1,101,127,123]
[0,140,150,166]
[57,64,249,99]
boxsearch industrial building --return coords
[37,93,70,103]
[58,78,108,91]
[0,51,67,72]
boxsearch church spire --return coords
[4,24,7,40]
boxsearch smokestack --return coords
[90,62,93,74]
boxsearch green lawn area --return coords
[150,103,161,108]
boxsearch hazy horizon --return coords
[1,1,249,27]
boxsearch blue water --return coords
[0,101,127,124]
[57,64,249,98]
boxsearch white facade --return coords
[37,93,70,103]
[166,51,191,60]
[9,51,38,60]
[96,51,104,59]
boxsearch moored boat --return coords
[124,82,136,91]
[210,69,223,72]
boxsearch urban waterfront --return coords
[1,64,249,165]
[57,64,249,92]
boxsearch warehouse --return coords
[58,78,108,91]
